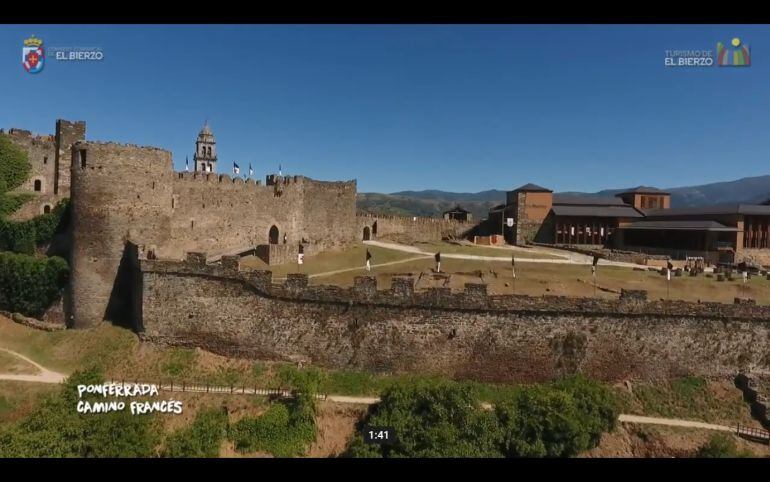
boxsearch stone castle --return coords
[5,119,472,330]
[139,254,770,382]
[8,118,769,382]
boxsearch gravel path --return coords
[364,240,649,269]
[0,352,748,435]
[0,347,67,384]
[618,414,733,432]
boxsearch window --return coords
[43,156,48,165]
[34,179,42,192]
[43,205,51,214]
[207,146,212,157]
[79,149,87,168]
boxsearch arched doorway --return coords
[363,226,371,241]
[269,225,279,245]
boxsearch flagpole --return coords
[511,255,516,295]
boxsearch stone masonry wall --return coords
[4,120,85,220]
[68,140,357,328]
[138,256,770,383]
[356,213,474,243]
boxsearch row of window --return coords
[640,196,665,209]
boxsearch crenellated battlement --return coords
[139,253,770,322]
[73,140,170,153]
[356,212,475,226]
[4,129,55,145]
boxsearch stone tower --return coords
[193,122,217,173]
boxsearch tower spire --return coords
[193,121,217,173]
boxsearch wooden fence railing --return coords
[106,380,329,401]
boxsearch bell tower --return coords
[193,122,217,173]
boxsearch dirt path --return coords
[0,348,747,435]
[364,240,650,269]
[618,414,733,432]
[274,255,432,281]
[0,348,67,384]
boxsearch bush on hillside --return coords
[0,133,31,195]
[0,199,69,254]
[347,377,618,458]
[163,408,229,458]
[0,252,68,317]
[0,367,160,458]
[228,381,318,457]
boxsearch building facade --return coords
[489,182,770,265]
[3,119,86,219]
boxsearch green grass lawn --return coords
[303,255,770,304]
[240,243,420,278]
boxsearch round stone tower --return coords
[68,141,173,329]
[193,122,217,173]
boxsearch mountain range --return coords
[356,175,770,220]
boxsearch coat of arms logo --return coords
[22,35,45,74]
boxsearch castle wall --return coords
[138,258,770,382]
[166,174,357,260]
[69,142,174,328]
[356,213,473,243]
[301,177,357,250]
[67,140,358,328]
[168,174,303,260]
[4,120,85,220]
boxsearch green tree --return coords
[497,385,589,457]
[0,133,30,194]
[163,408,229,458]
[0,367,160,458]
[347,382,504,458]
[552,375,619,446]
[0,252,69,317]
[227,378,318,457]
[0,133,31,218]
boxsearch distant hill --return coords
[357,175,770,219]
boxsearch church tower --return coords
[193,122,217,173]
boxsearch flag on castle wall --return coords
[233,162,240,175]
[279,163,282,176]
[185,156,189,172]
[249,163,253,176]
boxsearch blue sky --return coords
[1,25,769,193]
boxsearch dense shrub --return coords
[348,377,618,458]
[0,199,69,253]
[496,385,589,457]
[0,367,161,458]
[0,133,30,195]
[0,193,33,219]
[163,408,229,458]
[552,375,619,446]
[228,386,317,457]
[696,433,750,458]
[347,383,503,458]
[0,252,68,317]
